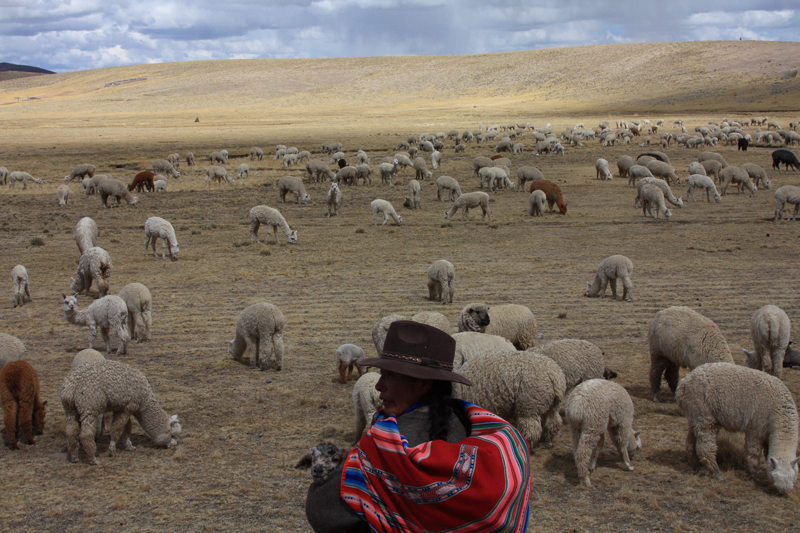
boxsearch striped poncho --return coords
[341,401,530,533]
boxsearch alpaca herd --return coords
[2,115,799,506]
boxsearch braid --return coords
[424,381,471,441]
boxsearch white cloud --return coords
[0,1,796,72]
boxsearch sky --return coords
[0,1,798,73]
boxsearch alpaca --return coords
[1,360,47,449]
[62,294,130,355]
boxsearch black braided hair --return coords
[423,380,471,442]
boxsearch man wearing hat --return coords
[305,320,531,533]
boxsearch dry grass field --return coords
[1,41,799,532]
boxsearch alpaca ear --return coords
[62,293,67,299]
[171,414,179,422]
[294,453,313,470]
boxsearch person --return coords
[305,320,531,533]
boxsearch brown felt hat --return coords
[361,320,472,386]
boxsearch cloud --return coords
[0,1,796,72]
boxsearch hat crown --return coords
[382,321,456,369]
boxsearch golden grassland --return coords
[1,41,800,532]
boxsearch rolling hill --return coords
[0,41,797,124]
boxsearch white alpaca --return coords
[249,205,298,244]
[144,217,179,260]
[62,294,130,355]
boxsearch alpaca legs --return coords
[574,432,602,487]
[622,277,633,301]
[3,399,20,449]
[66,415,81,462]
[609,426,633,471]
[649,354,669,402]
[79,416,100,464]
[100,326,112,354]
[272,333,284,371]
[694,424,724,480]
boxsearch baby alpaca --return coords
[743,305,790,379]
[228,302,286,371]
[404,179,422,209]
[144,217,179,260]
[11,265,31,307]
[118,283,153,343]
[565,379,641,487]
[595,158,613,180]
[527,190,546,217]
[1,360,47,449]
[427,259,455,304]
[584,255,633,301]
[57,184,70,207]
[326,182,341,217]
[295,442,346,485]
[686,174,721,203]
[336,344,365,384]
[371,199,403,226]
[249,206,298,244]
[63,294,130,355]
[444,191,492,223]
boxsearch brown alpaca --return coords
[128,171,155,192]
[0,360,47,449]
[529,180,568,214]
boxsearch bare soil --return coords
[1,42,799,532]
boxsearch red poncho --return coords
[341,401,531,533]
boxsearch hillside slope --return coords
[0,41,797,121]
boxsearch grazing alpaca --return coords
[1,360,47,449]
[228,302,286,371]
[529,180,568,214]
[128,171,155,192]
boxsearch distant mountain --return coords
[0,63,54,74]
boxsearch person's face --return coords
[375,370,433,417]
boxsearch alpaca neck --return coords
[277,218,292,236]
[229,335,247,358]
[587,276,602,296]
[64,308,90,326]
[134,397,170,444]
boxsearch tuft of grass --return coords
[355,228,365,234]
[203,222,218,230]
[489,223,499,229]
[192,229,202,235]
[260,250,270,256]
[441,221,452,228]
[557,310,568,319]
[172,447,187,462]
[30,237,45,246]
[232,240,251,248]
[320,425,338,438]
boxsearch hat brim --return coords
[360,356,473,386]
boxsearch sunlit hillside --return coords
[1,41,798,132]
